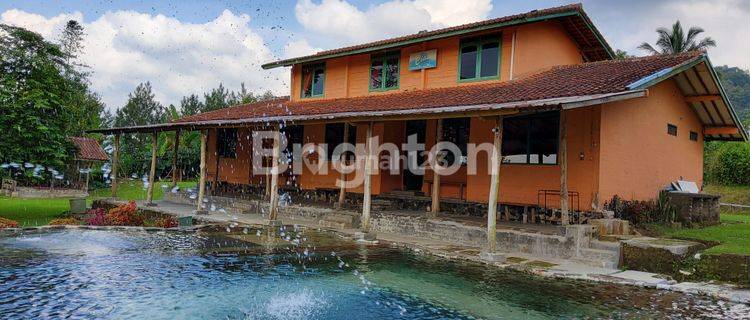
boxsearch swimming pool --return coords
[0,226,746,319]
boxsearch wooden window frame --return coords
[369,51,400,92]
[301,63,326,98]
[457,35,502,83]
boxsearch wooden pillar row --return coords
[197,130,208,212]
[486,116,503,253]
[361,121,374,232]
[111,134,120,199]
[172,129,181,188]
[146,132,158,206]
[430,119,443,216]
[337,123,350,209]
[268,125,281,221]
[559,110,570,225]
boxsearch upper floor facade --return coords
[262,4,614,102]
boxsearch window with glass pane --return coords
[442,118,470,166]
[501,118,529,164]
[501,112,559,165]
[459,45,478,80]
[301,64,325,98]
[529,115,558,164]
[324,123,357,160]
[370,52,399,91]
[217,128,238,158]
[459,37,500,81]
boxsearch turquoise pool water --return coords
[0,226,746,319]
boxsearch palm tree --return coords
[638,21,716,55]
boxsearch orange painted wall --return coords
[297,122,395,195]
[289,20,583,101]
[465,108,601,209]
[598,80,704,204]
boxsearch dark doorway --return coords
[403,120,426,191]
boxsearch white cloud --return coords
[294,0,492,44]
[588,0,750,70]
[1,9,288,110]
[283,39,323,58]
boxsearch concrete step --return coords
[319,220,351,229]
[590,239,621,251]
[577,248,620,268]
[571,257,618,270]
[323,213,359,224]
[371,199,396,211]
[319,212,360,229]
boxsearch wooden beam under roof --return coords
[704,126,740,136]
[685,94,721,103]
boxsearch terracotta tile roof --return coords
[262,3,613,68]
[70,137,108,161]
[177,52,703,124]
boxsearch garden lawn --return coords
[0,180,197,226]
[89,180,197,201]
[0,196,70,226]
[703,184,750,205]
[664,213,750,255]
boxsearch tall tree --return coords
[179,94,203,116]
[203,83,229,112]
[639,21,716,55]
[114,82,165,166]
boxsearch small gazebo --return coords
[70,137,109,191]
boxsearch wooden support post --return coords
[268,125,281,221]
[172,129,181,188]
[146,132,158,205]
[430,119,443,216]
[147,132,159,205]
[486,116,503,253]
[111,134,120,199]
[504,206,510,222]
[361,121,374,232]
[531,207,536,224]
[559,110,570,225]
[197,130,207,212]
[85,163,91,192]
[337,123,349,209]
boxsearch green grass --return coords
[0,180,197,226]
[88,180,197,201]
[662,213,750,255]
[704,184,750,205]
[0,197,72,227]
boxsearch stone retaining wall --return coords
[10,187,87,199]
[370,213,590,260]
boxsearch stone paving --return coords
[99,198,750,304]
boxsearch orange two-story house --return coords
[95,4,747,222]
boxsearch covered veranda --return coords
[88,88,644,257]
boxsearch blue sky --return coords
[1,0,747,110]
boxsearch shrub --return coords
[85,208,108,226]
[48,218,79,225]
[0,217,19,228]
[85,202,144,226]
[154,216,178,228]
[105,201,143,226]
[706,142,750,185]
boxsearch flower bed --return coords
[48,218,80,226]
[0,217,19,228]
[86,201,144,227]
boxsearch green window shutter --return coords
[458,36,501,82]
[369,52,400,91]
[301,63,325,98]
